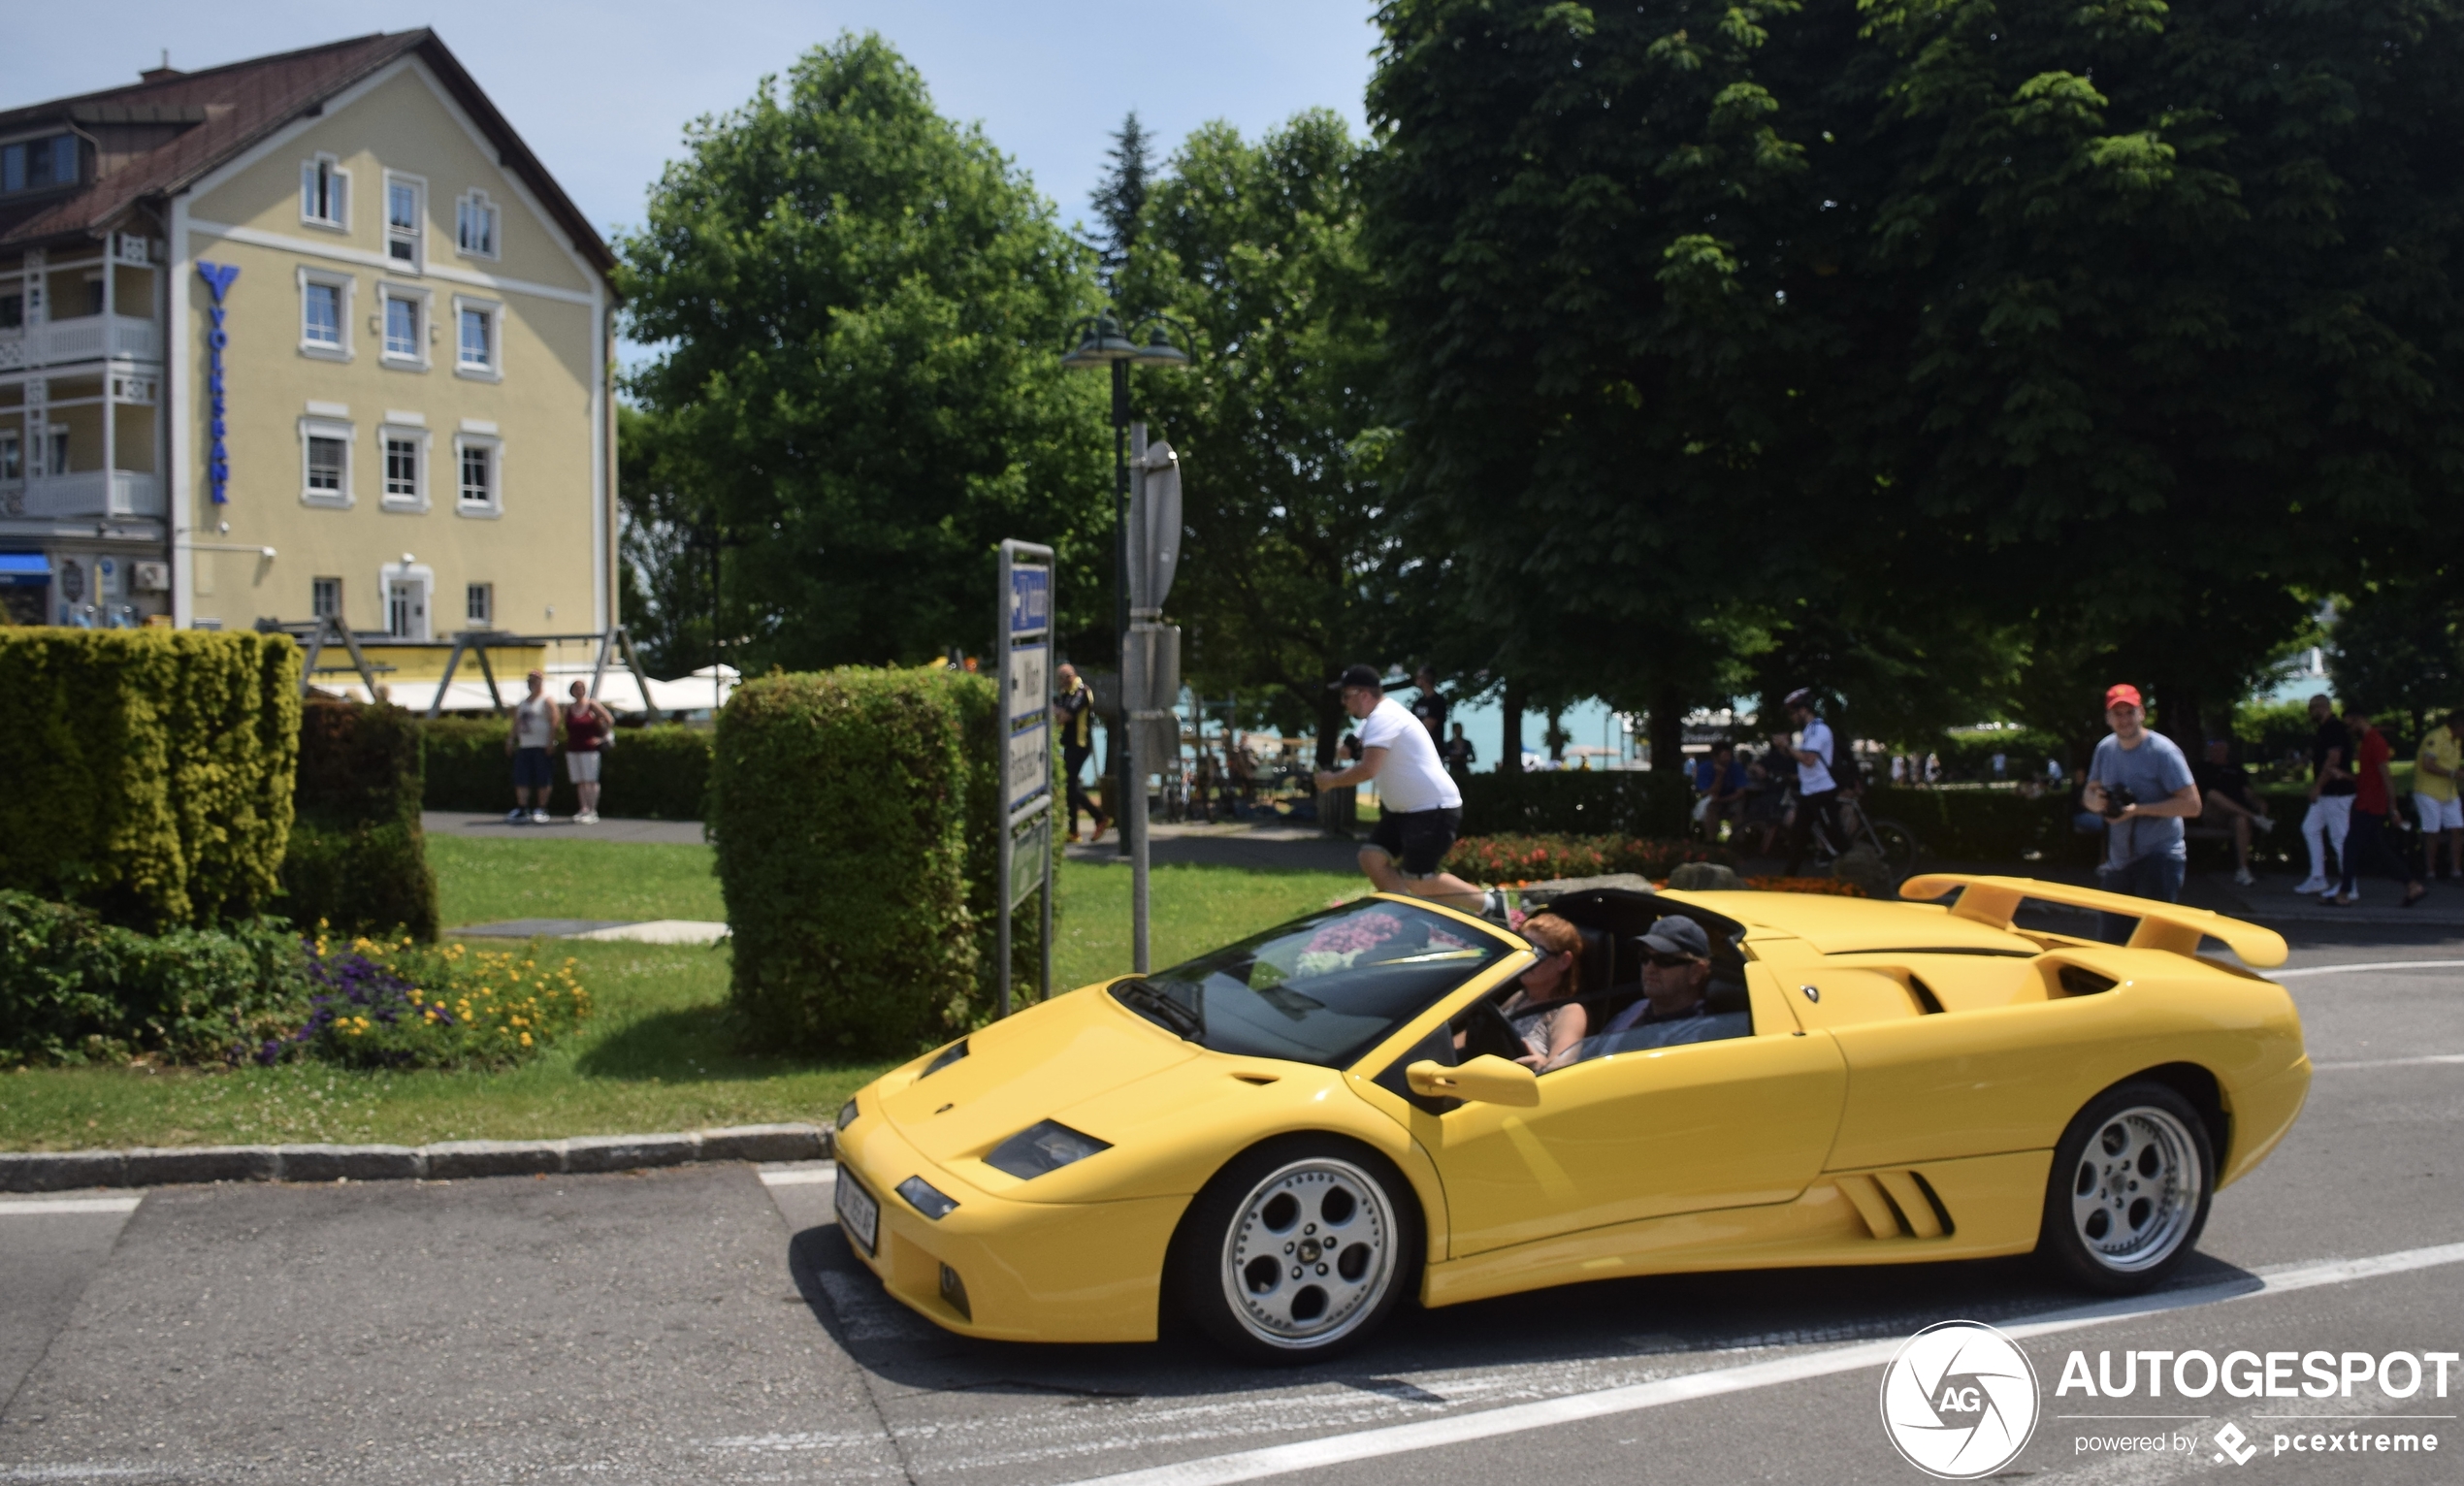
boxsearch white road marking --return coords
[759,1166,837,1187]
[2272,958,2464,979]
[0,1196,142,1215]
[2313,1053,2464,1071]
[1054,1241,2464,1486]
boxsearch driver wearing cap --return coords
[1314,662,1486,913]
[1598,917,1718,1035]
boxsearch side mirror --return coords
[1407,1054,1540,1107]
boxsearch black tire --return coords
[1167,1135,1423,1365]
[1869,819,1921,869]
[2038,1080,2214,1294]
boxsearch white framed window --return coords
[453,296,502,380]
[466,582,493,626]
[298,416,354,506]
[300,154,349,230]
[312,576,343,619]
[455,190,500,259]
[453,430,503,516]
[375,285,430,369]
[0,431,20,481]
[298,268,353,361]
[377,421,430,510]
[384,172,425,270]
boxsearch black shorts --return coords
[513,746,553,790]
[1369,807,1462,878]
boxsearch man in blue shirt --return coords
[2082,684,2202,943]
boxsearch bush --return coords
[1860,787,2087,864]
[421,717,710,821]
[1458,769,1693,839]
[257,932,590,1069]
[712,666,982,1056]
[281,700,438,940]
[0,890,307,1066]
[0,630,300,929]
[1445,833,1737,885]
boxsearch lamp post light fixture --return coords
[1061,308,1190,870]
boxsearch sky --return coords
[4,1,1379,251]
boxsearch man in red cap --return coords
[2080,684,2201,941]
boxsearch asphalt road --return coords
[4,921,2458,1486]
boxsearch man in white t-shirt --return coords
[504,669,559,824]
[1776,687,1841,874]
[1313,663,1483,911]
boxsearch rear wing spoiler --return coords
[1899,873,2287,970]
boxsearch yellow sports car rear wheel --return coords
[1170,1136,1421,1364]
[2039,1081,2215,1294]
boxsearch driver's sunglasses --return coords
[1646,951,1701,969]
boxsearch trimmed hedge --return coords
[1859,787,2091,865]
[0,890,307,1066]
[280,699,438,941]
[421,718,710,822]
[710,666,1045,1057]
[0,630,300,929]
[1459,769,1693,839]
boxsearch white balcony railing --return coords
[0,316,162,371]
[20,470,163,518]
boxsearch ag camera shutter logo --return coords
[1880,1320,2041,1477]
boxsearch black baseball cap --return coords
[1330,663,1383,692]
[1637,916,1712,961]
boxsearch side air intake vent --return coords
[2057,965,2119,997]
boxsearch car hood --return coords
[877,982,1202,1167]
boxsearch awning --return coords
[0,553,51,587]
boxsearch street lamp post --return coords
[1061,309,1188,966]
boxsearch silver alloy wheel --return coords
[1219,1157,1396,1349]
[2068,1105,2203,1273]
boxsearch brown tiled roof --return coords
[0,30,614,277]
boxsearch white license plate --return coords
[834,1169,879,1256]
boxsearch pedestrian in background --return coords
[505,669,557,825]
[2081,684,2201,942]
[1053,662,1107,843]
[1411,665,1448,742]
[2294,694,2354,895]
[563,681,613,824]
[1443,722,1476,778]
[2333,705,2428,908]
[2413,708,2463,882]
[1778,689,1841,874]
[2191,738,2273,887]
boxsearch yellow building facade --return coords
[0,32,615,646]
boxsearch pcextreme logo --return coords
[1880,1320,2041,1478]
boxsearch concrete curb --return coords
[0,1123,831,1193]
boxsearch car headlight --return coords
[984,1120,1112,1180]
[837,1097,859,1133]
[896,1176,958,1219]
[920,1038,969,1078]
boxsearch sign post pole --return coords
[996,540,1054,1018]
[1123,428,1183,975]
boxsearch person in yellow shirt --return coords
[2414,711,2463,881]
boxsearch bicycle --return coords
[1792,785,1922,869]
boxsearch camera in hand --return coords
[1340,734,1363,762]
[2099,786,2137,820]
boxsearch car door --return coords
[1421,984,1847,1257]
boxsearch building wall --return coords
[177,59,607,638]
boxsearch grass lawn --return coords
[0,841,1359,1151]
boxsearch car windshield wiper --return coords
[1114,978,1204,1041]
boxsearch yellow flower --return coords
[519,1032,533,1047]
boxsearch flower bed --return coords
[1742,876,1868,897]
[1443,833,1736,887]
[259,932,591,1070]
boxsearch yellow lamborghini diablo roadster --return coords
[829,876,2309,1362]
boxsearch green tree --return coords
[1120,112,1426,762]
[617,35,1113,670]
[616,402,718,682]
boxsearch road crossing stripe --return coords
[1055,1241,2464,1486]
[0,1196,142,1215]
[2272,959,2464,979]
[759,1166,836,1186]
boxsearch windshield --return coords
[1113,899,1511,1067]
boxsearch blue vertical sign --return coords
[197,261,239,505]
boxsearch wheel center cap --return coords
[1298,1239,1323,1264]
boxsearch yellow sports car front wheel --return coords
[1168,1135,1426,1364]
